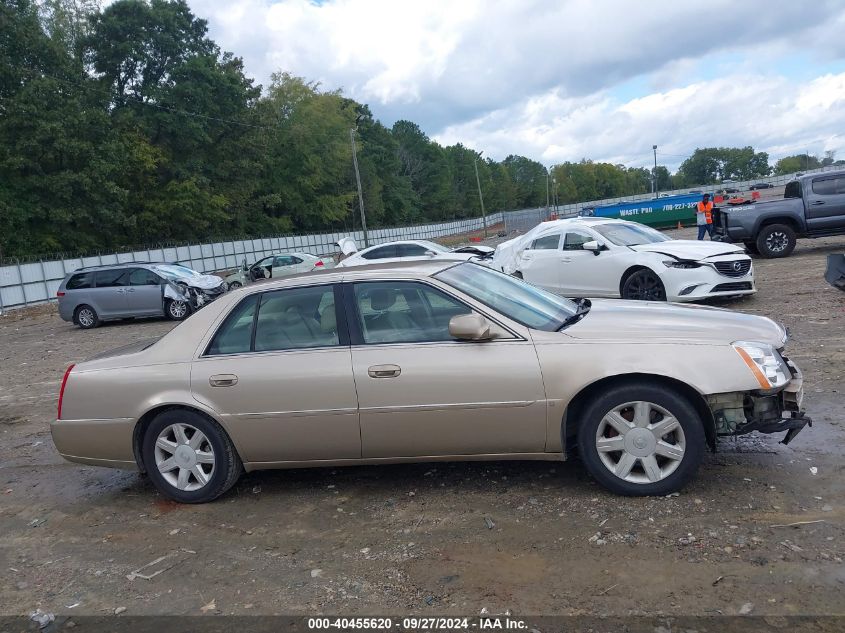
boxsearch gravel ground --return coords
[1,226,844,618]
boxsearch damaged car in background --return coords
[57,262,226,328]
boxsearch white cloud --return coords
[184,0,845,164]
[435,73,845,168]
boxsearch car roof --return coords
[69,261,173,273]
[243,259,463,291]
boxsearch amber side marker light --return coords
[734,347,771,390]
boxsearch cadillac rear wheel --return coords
[142,409,242,503]
[621,269,666,301]
[578,382,704,496]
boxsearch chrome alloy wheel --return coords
[77,308,95,327]
[595,401,686,484]
[168,300,188,318]
[154,423,215,491]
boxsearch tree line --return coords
[2,0,842,260]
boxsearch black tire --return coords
[743,241,759,255]
[165,298,191,321]
[228,281,242,290]
[577,381,705,496]
[621,269,666,301]
[74,304,100,329]
[141,409,242,503]
[755,223,796,258]
[513,271,524,279]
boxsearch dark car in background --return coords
[57,263,226,329]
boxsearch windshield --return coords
[594,222,671,246]
[153,264,202,280]
[435,263,578,331]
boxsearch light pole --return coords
[350,127,369,247]
[546,171,550,210]
[652,144,658,198]
[473,151,488,238]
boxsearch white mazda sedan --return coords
[492,218,755,302]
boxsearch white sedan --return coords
[491,218,755,302]
[336,239,489,268]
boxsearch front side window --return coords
[94,268,128,287]
[396,244,429,257]
[129,268,163,286]
[353,281,472,344]
[66,272,93,290]
[563,232,592,250]
[435,263,577,331]
[530,234,561,250]
[254,286,339,352]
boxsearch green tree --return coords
[774,153,821,175]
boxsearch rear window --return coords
[784,181,802,199]
[66,272,93,290]
[94,269,128,287]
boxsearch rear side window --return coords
[530,234,561,250]
[254,286,338,352]
[206,295,259,355]
[362,245,397,260]
[66,272,93,290]
[94,269,128,287]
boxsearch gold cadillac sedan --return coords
[52,261,810,503]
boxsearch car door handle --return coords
[368,364,401,378]
[209,374,239,387]
[560,257,572,263]
[811,200,825,206]
[125,288,135,293]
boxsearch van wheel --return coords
[74,305,100,329]
[166,299,191,321]
[142,409,242,503]
[577,381,704,496]
[756,224,796,258]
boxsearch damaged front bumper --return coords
[163,282,227,310]
[707,356,811,445]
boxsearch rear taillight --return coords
[314,260,324,267]
[57,364,75,420]
[56,291,65,297]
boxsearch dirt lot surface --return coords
[1,227,844,619]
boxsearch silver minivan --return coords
[57,263,226,328]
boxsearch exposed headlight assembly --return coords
[663,260,701,269]
[732,341,791,390]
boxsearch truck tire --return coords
[756,224,796,258]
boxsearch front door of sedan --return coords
[347,281,547,458]
[553,230,630,298]
[191,284,361,463]
[517,232,564,291]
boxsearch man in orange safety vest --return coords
[696,193,714,240]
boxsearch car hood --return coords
[176,274,224,290]
[562,299,786,346]
[629,240,746,260]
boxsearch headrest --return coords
[320,303,337,332]
[369,288,396,311]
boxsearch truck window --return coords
[812,177,845,196]
[784,181,802,199]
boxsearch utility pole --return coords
[350,127,369,247]
[546,172,550,210]
[473,151,488,238]
[653,144,658,198]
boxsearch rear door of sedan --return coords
[190,283,361,464]
[346,280,547,458]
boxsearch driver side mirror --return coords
[449,314,493,341]
[424,250,437,257]
[583,240,605,255]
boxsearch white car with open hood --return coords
[491,218,755,302]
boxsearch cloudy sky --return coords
[188,0,845,170]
